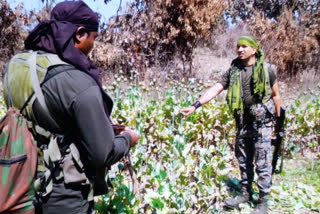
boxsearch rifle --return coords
[272,106,286,174]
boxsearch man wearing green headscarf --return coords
[180,36,282,214]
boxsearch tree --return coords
[95,0,226,77]
[0,1,30,66]
[225,0,319,22]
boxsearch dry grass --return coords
[192,47,232,80]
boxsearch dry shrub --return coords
[34,1,54,22]
[225,0,318,22]
[94,0,226,80]
[208,25,251,59]
[250,6,320,79]
[90,41,130,81]
[0,1,27,64]
[210,1,319,81]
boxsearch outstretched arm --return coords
[180,83,224,116]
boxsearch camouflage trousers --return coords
[235,102,274,198]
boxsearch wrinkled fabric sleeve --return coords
[71,85,130,169]
[267,64,277,88]
[217,69,230,89]
[107,132,131,167]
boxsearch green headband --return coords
[237,36,259,49]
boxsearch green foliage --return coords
[0,79,319,213]
[0,75,319,213]
[95,174,137,214]
[270,159,320,213]
[285,96,320,156]
[94,82,320,213]
[96,83,235,213]
[301,161,320,193]
[0,96,7,117]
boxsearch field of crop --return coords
[0,0,319,213]
[0,78,319,214]
[90,80,320,214]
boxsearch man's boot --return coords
[224,189,250,209]
[250,198,268,214]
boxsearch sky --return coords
[7,0,129,23]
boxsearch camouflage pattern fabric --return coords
[235,100,275,198]
[0,107,38,214]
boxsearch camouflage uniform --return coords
[235,99,275,199]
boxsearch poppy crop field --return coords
[0,80,319,213]
[0,81,319,213]
[92,82,320,214]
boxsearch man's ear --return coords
[252,47,258,55]
[74,26,88,43]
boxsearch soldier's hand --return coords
[179,106,196,117]
[122,127,140,148]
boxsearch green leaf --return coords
[151,198,164,210]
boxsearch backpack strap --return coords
[25,51,64,130]
[28,51,49,116]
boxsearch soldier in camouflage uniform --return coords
[180,36,281,214]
